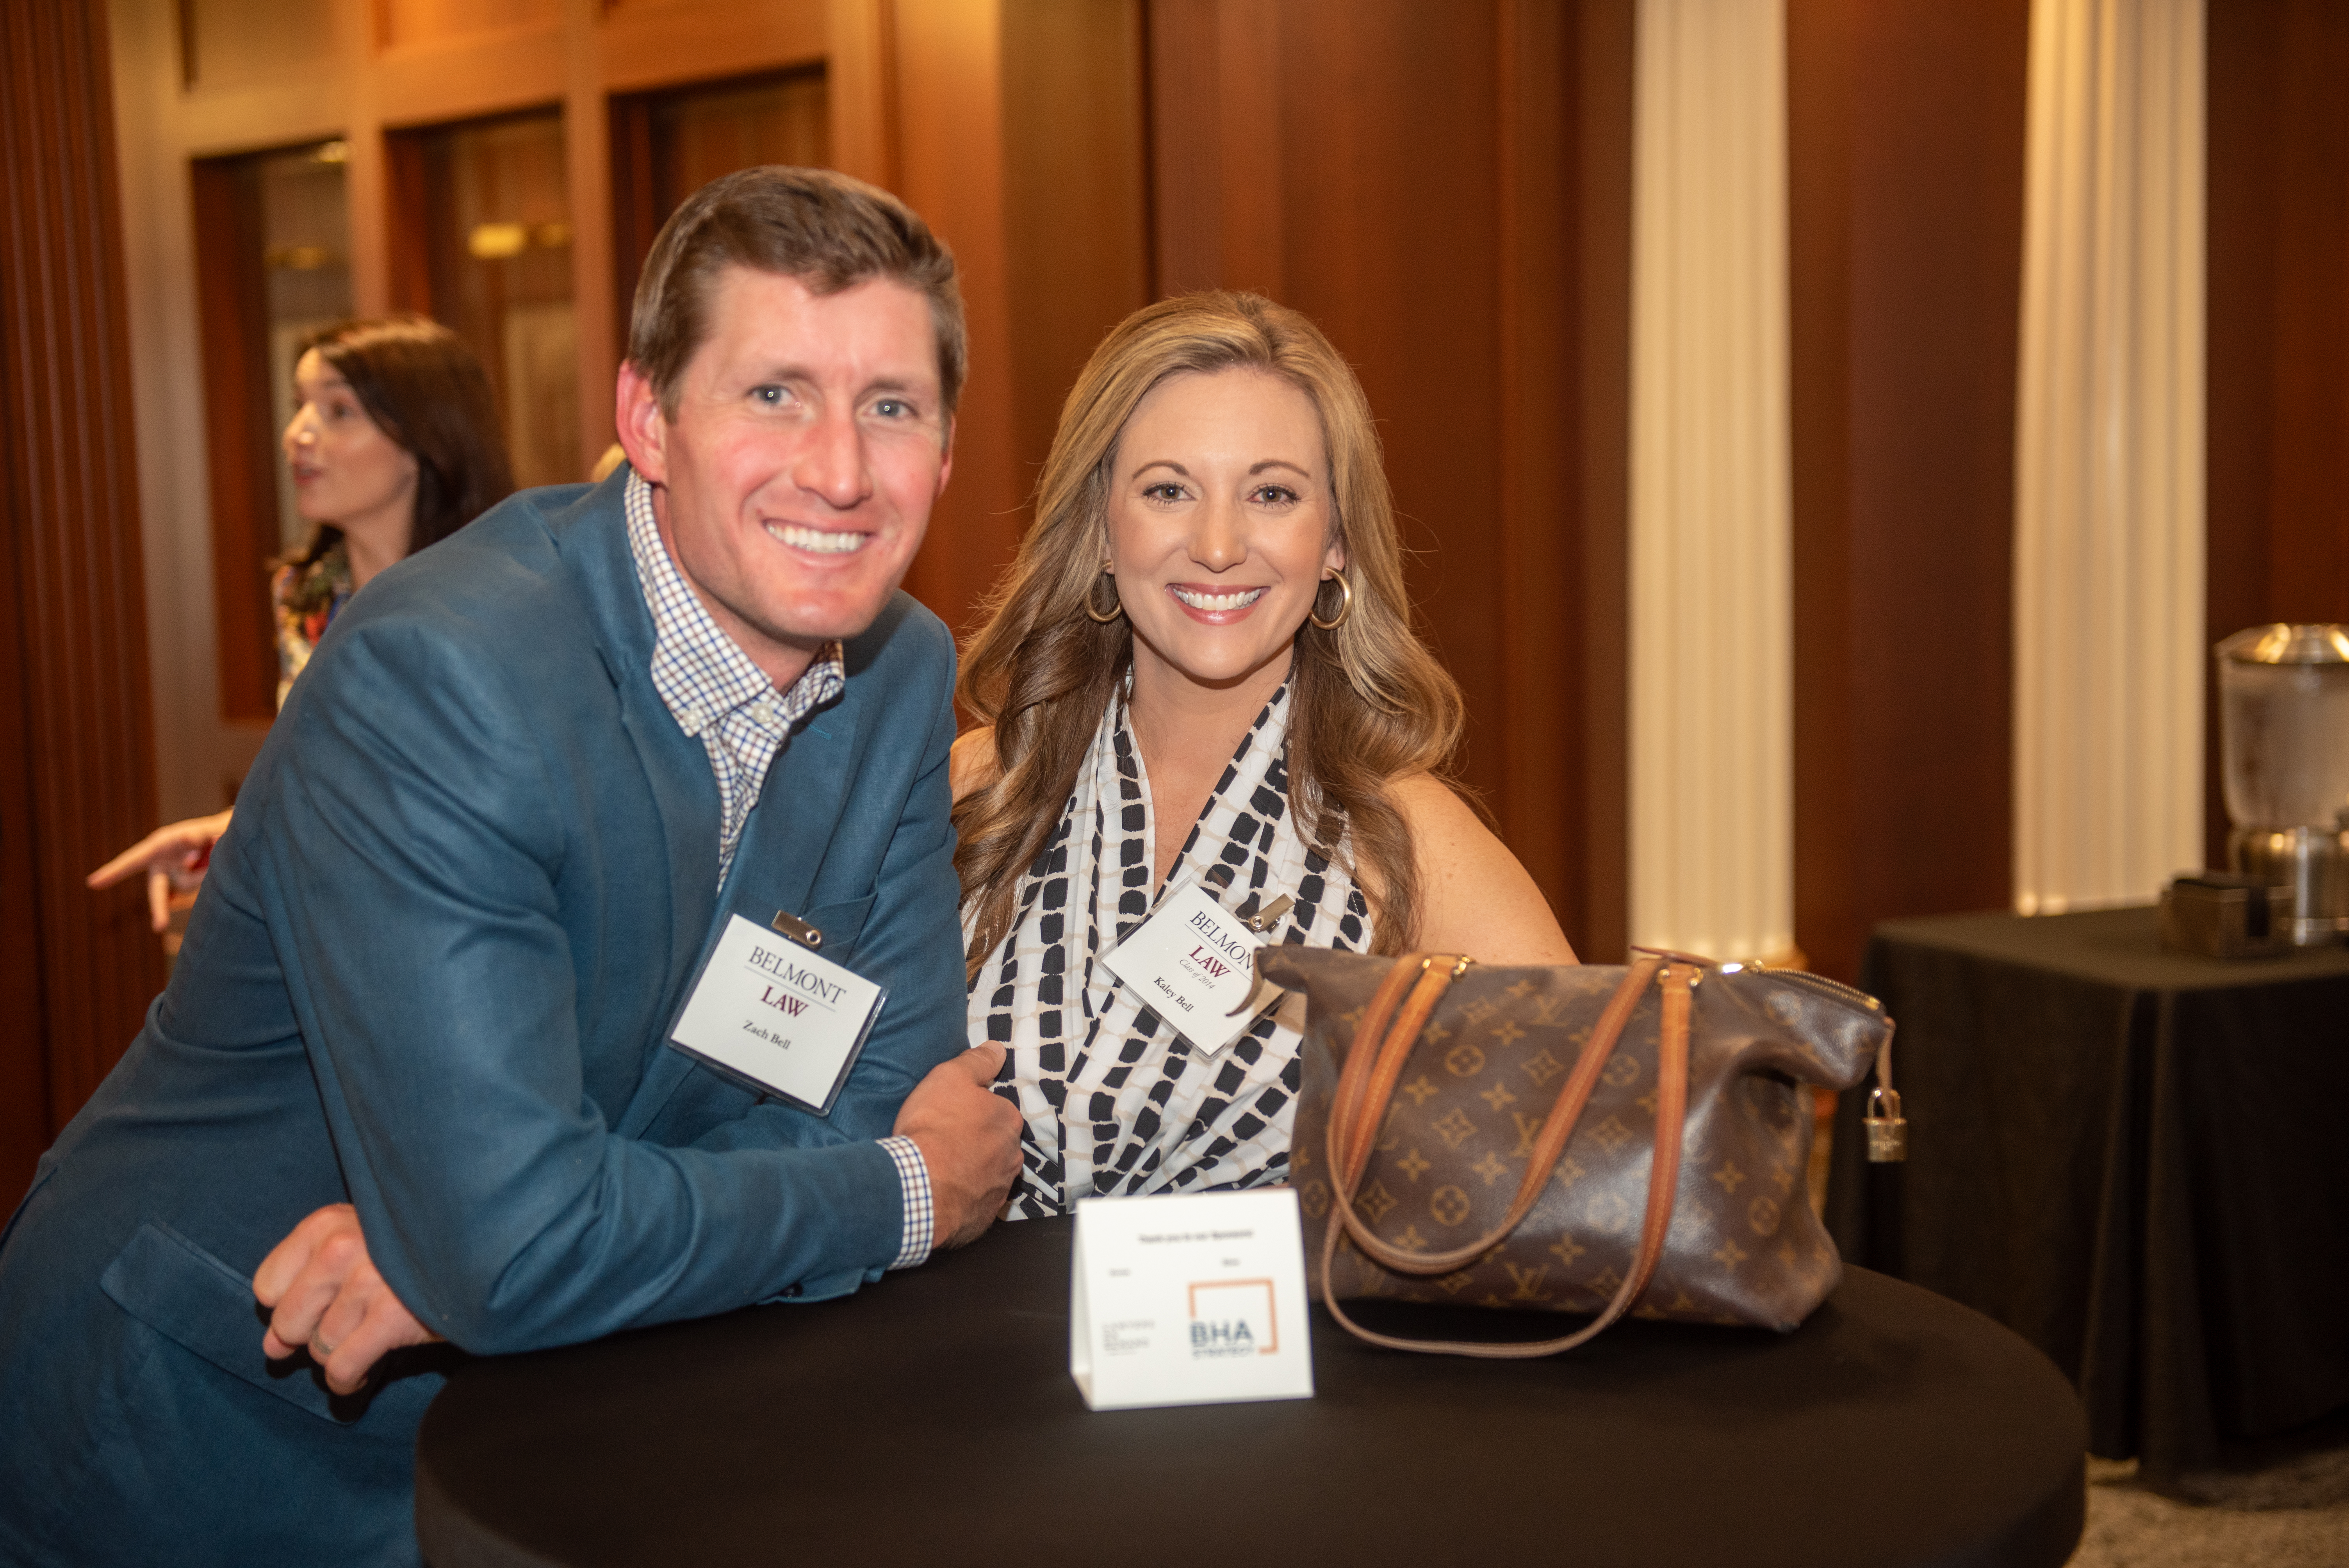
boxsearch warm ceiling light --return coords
[467,222,528,259]
[265,244,334,271]
[312,140,349,164]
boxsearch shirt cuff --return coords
[879,1134,933,1270]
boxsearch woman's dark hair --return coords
[284,315,514,568]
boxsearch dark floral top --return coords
[271,543,353,711]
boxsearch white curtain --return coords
[1627,0,1794,961]
[2012,0,2205,914]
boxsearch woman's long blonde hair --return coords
[954,291,1467,976]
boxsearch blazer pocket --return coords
[797,894,875,964]
[100,1222,360,1425]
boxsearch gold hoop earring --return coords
[1308,572,1352,631]
[1084,568,1124,624]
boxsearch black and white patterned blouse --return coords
[967,681,1372,1217]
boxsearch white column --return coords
[1627,0,1794,962]
[2012,0,2205,914]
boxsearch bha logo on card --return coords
[1184,909,1251,981]
[1187,1279,1278,1359]
[1070,1190,1312,1409]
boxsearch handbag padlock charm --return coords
[1863,1087,1907,1163]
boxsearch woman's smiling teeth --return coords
[1170,585,1266,611]
[767,521,866,555]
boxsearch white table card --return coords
[668,914,885,1115]
[1097,880,1284,1057]
[1069,1189,1315,1411]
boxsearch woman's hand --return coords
[86,809,235,932]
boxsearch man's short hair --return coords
[626,166,966,419]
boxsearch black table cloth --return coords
[415,1213,2083,1568]
[1827,905,2349,1481]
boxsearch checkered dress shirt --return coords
[624,471,845,886]
[624,469,932,1270]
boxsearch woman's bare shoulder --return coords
[1385,771,1487,840]
[1385,772,1577,965]
[950,725,1000,803]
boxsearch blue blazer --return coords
[0,472,967,1566]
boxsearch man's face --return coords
[616,266,952,685]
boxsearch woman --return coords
[953,291,1576,1218]
[89,315,512,931]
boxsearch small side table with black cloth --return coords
[1827,905,2349,1482]
[415,1213,2083,1568]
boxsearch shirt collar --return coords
[622,469,844,737]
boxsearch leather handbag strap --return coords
[1330,955,1453,1193]
[1317,958,1700,1358]
[1332,955,1664,1275]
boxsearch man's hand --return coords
[86,809,235,932]
[253,1204,443,1394]
[894,1044,1020,1249]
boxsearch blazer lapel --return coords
[730,685,863,924]
[549,474,724,1132]
[616,684,867,1139]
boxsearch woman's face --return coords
[1105,367,1345,697]
[283,349,419,546]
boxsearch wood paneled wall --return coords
[1787,0,2032,981]
[0,0,168,1200]
[189,154,283,722]
[999,0,1151,531]
[2206,0,2349,864]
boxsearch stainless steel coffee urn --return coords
[2217,623,2349,944]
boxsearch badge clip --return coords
[771,911,823,951]
[1235,893,1294,935]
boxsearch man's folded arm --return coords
[256,618,914,1356]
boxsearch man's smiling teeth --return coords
[1171,586,1266,611]
[766,522,867,554]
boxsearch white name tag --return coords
[1098,881,1282,1057]
[1069,1188,1315,1411]
[668,914,886,1115]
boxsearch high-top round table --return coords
[415,1216,2084,1568]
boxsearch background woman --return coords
[952,290,1575,1218]
[89,315,511,931]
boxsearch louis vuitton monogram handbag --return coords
[1259,948,1902,1357]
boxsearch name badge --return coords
[1069,1188,1315,1411]
[1098,882,1288,1057]
[668,913,886,1115]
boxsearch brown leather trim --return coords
[1328,955,1431,1190]
[1335,955,1661,1276]
[1340,963,1460,1189]
[1317,961,1698,1358]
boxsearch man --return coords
[0,168,1016,1566]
